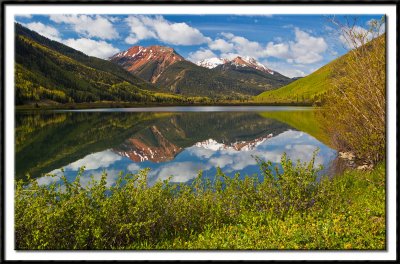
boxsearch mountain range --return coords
[14,23,199,105]
[110,45,293,97]
[15,22,380,106]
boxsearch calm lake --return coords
[15,106,338,186]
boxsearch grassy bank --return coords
[15,155,385,250]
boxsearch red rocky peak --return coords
[110,45,184,82]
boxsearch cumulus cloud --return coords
[187,48,217,62]
[36,172,61,186]
[72,169,122,188]
[288,28,328,64]
[125,15,210,45]
[219,33,267,59]
[64,38,120,59]
[208,38,234,53]
[65,150,122,171]
[264,28,328,64]
[16,14,32,18]
[268,66,306,78]
[127,163,141,172]
[24,22,61,41]
[150,162,210,183]
[265,42,290,58]
[49,14,119,40]
[201,28,327,65]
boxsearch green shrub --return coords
[15,155,385,250]
[320,18,386,164]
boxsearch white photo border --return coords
[3,2,397,261]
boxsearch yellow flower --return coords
[344,243,352,249]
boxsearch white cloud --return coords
[208,38,234,53]
[288,28,328,64]
[221,32,234,39]
[187,147,214,159]
[127,163,141,172]
[261,28,328,64]
[219,52,241,60]
[36,172,61,186]
[64,38,120,59]
[265,42,290,58]
[273,67,306,78]
[227,34,266,58]
[65,150,122,171]
[150,162,210,183]
[125,15,210,45]
[49,14,119,40]
[339,24,384,49]
[207,28,327,65]
[24,22,61,41]
[16,14,32,18]
[187,48,217,62]
[79,170,121,188]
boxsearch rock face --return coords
[115,131,274,163]
[197,56,274,75]
[114,126,182,163]
[109,45,184,83]
[110,45,292,97]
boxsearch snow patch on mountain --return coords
[196,56,274,74]
[194,134,273,152]
[196,58,228,69]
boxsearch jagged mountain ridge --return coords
[110,45,184,83]
[197,56,274,75]
[110,45,293,97]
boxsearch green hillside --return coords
[155,61,245,98]
[255,61,336,103]
[15,23,192,105]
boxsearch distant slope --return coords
[255,61,335,103]
[213,62,292,95]
[155,60,293,97]
[154,61,250,97]
[15,23,189,105]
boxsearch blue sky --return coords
[15,14,383,77]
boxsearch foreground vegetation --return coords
[15,154,385,250]
[319,19,385,164]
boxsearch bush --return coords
[320,17,385,164]
[15,154,385,250]
[15,154,318,249]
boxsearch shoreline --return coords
[16,101,315,111]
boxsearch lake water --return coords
[15,106,338,186]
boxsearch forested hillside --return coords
[15,23,189,105]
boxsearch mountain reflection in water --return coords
[15,107,337,186]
